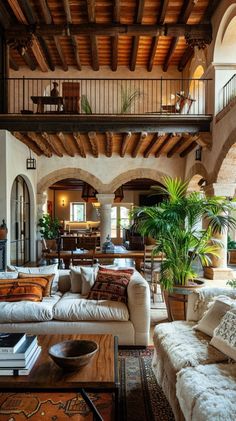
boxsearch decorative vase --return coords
[0,219,7,240]
[164,279,205,321]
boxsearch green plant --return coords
[133,177,236,291]
[38,214,60,240]
[81,95,92,114]
[226,279,236,288]
[227,235,236,249]
[120,86,142,114]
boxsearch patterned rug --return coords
[0,348,174,421]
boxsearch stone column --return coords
[203,183,236,280]
[96,193,115,248]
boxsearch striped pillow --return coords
[18,273,54,297]
[0,279,44,302]
[87,267,133,303]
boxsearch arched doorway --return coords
[10,176,31,265]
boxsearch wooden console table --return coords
[31,96,64,113]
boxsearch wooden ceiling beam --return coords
[88,131,99,157]
[178,46,194,71]
[39,0,52,24]
[181,1,199,24]
[121,132,132,157]
[155,133,172,157]
[12,132,42,155]
[147,0,169,72]
[57,132,75,156]
[130,0,145,71]
[5,23,212,38]
[9,56,19,70]
[22,51,36,70]
[167,135,187,157]
[132,131,147,157]
[195,132,212,149]
[53,36,68,71]
[180,138,197,157]
[105,132,113,157]
[111,0,120,71]
[203,0,222,21]
[87,0,99,71]
[62,0,81,70]
[37,35,55,71]
[36,132,61,157]
[163,0,197,72]
[159,0,169,24]
[42,133,63,157]
[147,36,159,72]
[0,2,12,28]
[72,132,86,157]
[27,132,52,157]
[143,133,161,157]
[31,35,48,72]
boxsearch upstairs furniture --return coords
[31,96,64,113]
[140,244,164,302]
[62,82,80,113]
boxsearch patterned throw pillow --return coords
[18,273,55,297]
[0,279,45,302]
[87,267,133,303]
[210,310,236,361]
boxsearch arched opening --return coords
[189,65,205,114]
[10,176,31,266]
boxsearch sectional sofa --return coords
[152,287,236,421]
[0,265,150,346]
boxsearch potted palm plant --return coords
[133,177,236,320]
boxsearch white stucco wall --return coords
[0,131,38,264]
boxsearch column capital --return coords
[203,183,236,198]
[96,193,115,205]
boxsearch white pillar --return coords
[96,193,115,248]
[203,183,236,280]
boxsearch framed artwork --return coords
[47,200,53,217]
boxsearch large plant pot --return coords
[45,239,57,251]
[163,279,205,321]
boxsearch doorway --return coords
[10,176,30,265]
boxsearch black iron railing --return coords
[4,77,211,115]
[220,74,236,111]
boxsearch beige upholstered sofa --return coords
[152,287,236,421]
[0,266,150,346]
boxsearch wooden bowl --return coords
[48,340,98,371]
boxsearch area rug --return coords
[0,348,174,421]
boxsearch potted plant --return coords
[133,177,236,320]
[38,214,61,251]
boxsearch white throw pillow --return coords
[210,310,236,361]
[70,266,82,293]
[81,266,98,296]
[0,272,18,279]
[194,296,233,337]
[7,264,59,294]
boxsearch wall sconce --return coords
[195,146,202,161]
[26,150,36,170]
[61,199,65,207]
[92,202,101,217]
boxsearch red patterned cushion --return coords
[87,267,133,303]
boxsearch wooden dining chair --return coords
[70,250,95,267]
[141,245,164,302]
[62,82,80,113]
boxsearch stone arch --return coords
[186,163,209,191]
[213,4,236,63]
[212,128,236,184]
[37,167,105,194]
[109,168,167,193]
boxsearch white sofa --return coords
[152,287,236,421]
[0,267,150,346]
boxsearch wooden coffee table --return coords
[0,334,119,421]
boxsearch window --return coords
[70,202,86,221]
[111,204,132,241]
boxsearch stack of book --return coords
[0,333,41,376]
